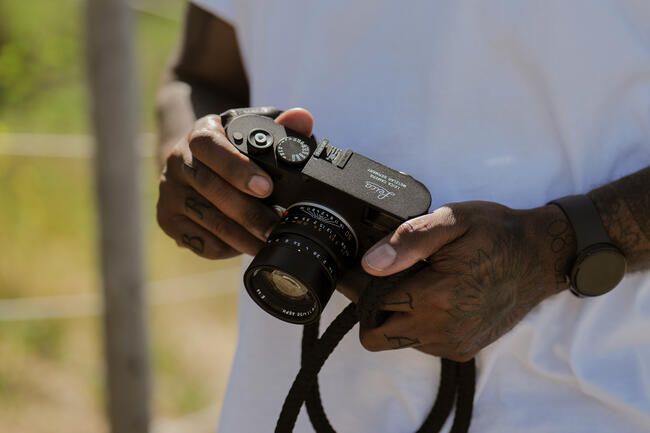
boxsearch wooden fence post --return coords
[86,1,150,432]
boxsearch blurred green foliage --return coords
[0,0,87,132]
[0,0,184,133]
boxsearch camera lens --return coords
[244,203,358,324]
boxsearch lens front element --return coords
[258,269,310,299]
[243,203,357,324]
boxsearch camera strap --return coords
[275,264,476,433]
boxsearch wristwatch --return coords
[548,194,627,297]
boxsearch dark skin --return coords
[157,5,650,362]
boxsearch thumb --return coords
[275,107,314,137]
[361,206,463,276]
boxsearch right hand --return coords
[156,108,314,259]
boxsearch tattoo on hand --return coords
[384,334,422,349]
[440,227,544,356]
[182,234,205,254]
[381,292,415,310]
[184,197,209,219]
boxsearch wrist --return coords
[521,205,577,296]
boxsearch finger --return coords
[376,268,454,313]
[359,307,478,360]
[158,213,238,260]
[188,114,274,198]
[275,108,314,137]
[361,206,466,276]
[359,313,424,352]
[166,158,280,241]
[359,309,449,352]
[160,180,264,255]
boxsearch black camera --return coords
[222,108,432,324]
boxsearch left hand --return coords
[344,201,576,362]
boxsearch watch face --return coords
[572,245,627,297]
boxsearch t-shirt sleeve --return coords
[191,0,236,25]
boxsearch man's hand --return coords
[156,108,314,258]
[351,201,576,361]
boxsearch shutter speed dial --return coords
[276,137,311,165]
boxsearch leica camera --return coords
[222,108,432,324]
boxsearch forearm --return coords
[588,166,650,272]
[155,4,249,166]
[156,76,244,166]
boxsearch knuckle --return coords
[359,331,382,352]
[188,130,226,157]
[156,202,173,232]
[395,218,429,246]
[193,164,217,191]
[194,114,223,129]
[188,134,211,155]
[397,219,419,238]
[157,175,174,198]
[205,179,230,204]
[394,219,426,255]
[438,204,462,226]
[243,205,273,228]
[208,210,227,235]
[164,152,185,178]
[448,350,475,363]
[156,211,171,232]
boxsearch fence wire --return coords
[0,270,240,321]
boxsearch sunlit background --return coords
[0,1,240,431]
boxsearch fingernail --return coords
[248,175,271,196]
[363,243,397,271]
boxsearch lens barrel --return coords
[244,203,357,324]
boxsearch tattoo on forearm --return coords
[384,334,422,349]
[591,187,641,252]
[381,292,415,310]
[182,234,205,254]
[184,197,209,219]
[589,166,650,271]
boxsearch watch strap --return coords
[549,194,627,297]
[548,194,611,252]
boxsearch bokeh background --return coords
[0,1,240,431]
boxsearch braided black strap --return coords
[276,303,360,432]
[302,320,336,433]
[275,266,476,433]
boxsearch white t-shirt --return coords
[193,1,650,432]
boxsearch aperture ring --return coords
[267,233,339,281]
[287,202,358,256]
